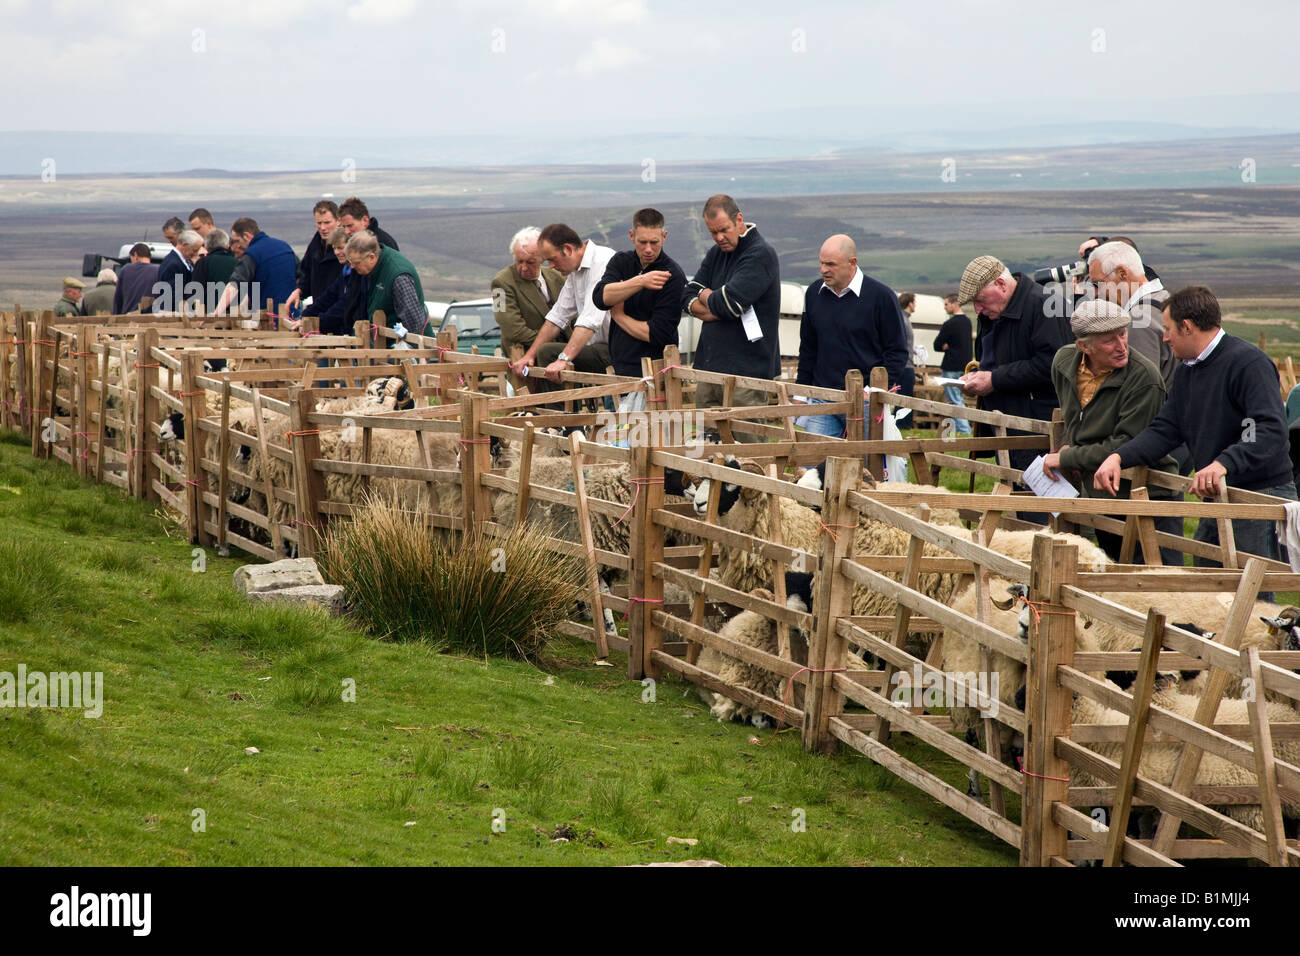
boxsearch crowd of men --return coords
[62,198,425,339]
[54,196,1297,568]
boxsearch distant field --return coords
[2,176,1297,325]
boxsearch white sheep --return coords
[1071,677,1286,837]
[694,586,812,728]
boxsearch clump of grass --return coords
[319,496,582,659]
[88,545,145,575]
[490,739,561,790]
[0,539,70,623]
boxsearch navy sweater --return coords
[796,273,908,390]
[593,249,687,377]
[1116,333,1292,490]
[681,225,781,379]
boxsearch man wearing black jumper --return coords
[681,194,780,442]
[592,207,687,387]
[1095,285,1296,570]
[794,234,908,437]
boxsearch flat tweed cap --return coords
[957,255,1005,305]
[62,276,85,290]
[1070,298,1129,337]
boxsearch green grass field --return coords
[0,431,1015,867]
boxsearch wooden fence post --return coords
[866,367,886,479]
[844,368,865,444]
[662,345,683,412]
[1020,534,1078,867]
[181,355,210,546]
[288,385,327,558]
[75,325,94,477]
[135,328,162,501]
[30,312,52,458]
[802,456,861,755]
[458,393,487,534]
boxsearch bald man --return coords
[794,234,909,436]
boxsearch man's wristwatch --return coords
[557,353,572,364]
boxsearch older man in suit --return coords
[492,226,566,391]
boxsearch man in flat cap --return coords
[1045,298,1183,563]
[54,277,84,317]
[957,255,1072,476]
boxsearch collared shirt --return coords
[536,276,551,305]
[544,240,614,346]
[1184,328,1225,366]
[818,268,864,299]
[1075,352,1113,408]
[1121,277,1164,313]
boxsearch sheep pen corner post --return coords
[181,354,210,547]
[288,385,327,559]
[801,456,861,755]
[1020,533,1078,867]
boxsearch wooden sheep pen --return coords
[9,321,1300,867]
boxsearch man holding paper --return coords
[682,194,780,442]
[1045,299,1183,564]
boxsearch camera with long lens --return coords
[1031,259,1088,285]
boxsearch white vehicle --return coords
[82,241,174,277]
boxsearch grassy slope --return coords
[0,433,1015,867]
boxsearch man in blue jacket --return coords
[212,217,298,318]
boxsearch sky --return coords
[4,0,1299,157]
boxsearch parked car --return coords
[81,241,173,278]
[436,298,499,353]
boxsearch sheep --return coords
[693,460,975,640]
[694,580,814,728]
[1071,672,1300,837]
[488,454,698,634]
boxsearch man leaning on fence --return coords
[492,226,566,392]
[958,254,1073,476]
[793,234,908,438]
[1044,299,1183,565]
[1094,286,1297,580]
[510,223,615,387]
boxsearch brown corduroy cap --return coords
[957,255,1005,305]
[1070,298,1130,337]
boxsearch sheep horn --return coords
[991,583,1029,611]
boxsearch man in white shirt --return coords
[510,222,614,385]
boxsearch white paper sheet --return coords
[933,376,967,387]
[740,306,763,342]
[1021,455,1079,517]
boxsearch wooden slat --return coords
[830,717,1021,847]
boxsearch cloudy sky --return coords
[4,0,1298,150]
